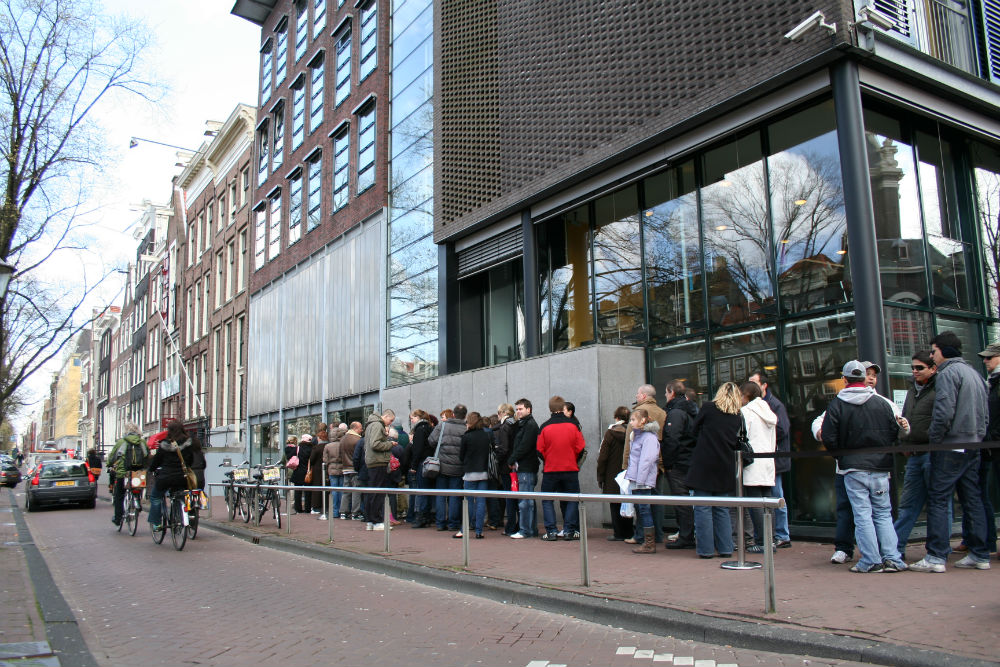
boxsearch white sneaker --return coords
[310,509,320,515]
[318,514,328,520]
[955,555,990,570]
[830,550,851,564]
[372,522,388,531]
[366,522,374,531]
[556,529,566,538]
[667,531,680,542]
[510,532,526,539]
[908,557,946,573]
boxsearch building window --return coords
[313,0,326,38]
[202,279,210,336]
[218,196,226,233]
[289,169,303,245]
[206,201,214,240]
[307,154,322,230]
[309,52,324,132]
[229,181,238,223]
[260,39,273,104]
[295,0,308,62]
[187,223,196,266]
[226,241,235,301]
[291,77,306,151]
[257,124,270,187]
[333,127,349,210]
[197,213,205,255]
[194,281,201,341]
[335,27,351,107]
[254,206,266,270]
[359,1,377,81]
[274,17,288,87]
[357,103,376,193]
[268,192,282,261]
[215,251,224,308]
[272,104,285,172]
[238,230,247,291]
[241,167,250,205]
[185,288,193,346]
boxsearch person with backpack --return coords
[107,422,148,527]
[662,381,698,549]
[146,422,203,531]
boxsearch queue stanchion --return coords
[328,479,335,543]
[763,506,776,613]
[721,450,761,571]
[462,495,470,568]
[579,501,590,586]
[383,494,392,552]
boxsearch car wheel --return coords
[25,494,33,512]
[83,498,96,509]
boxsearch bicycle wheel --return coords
[238,487,251,523]
[117,493,125,532]
[226,485,236,521]
[170,497,187,551]
[150,500,166,545]
[126,493,140,536]
[272,491,282,529]
[187,497,199,539]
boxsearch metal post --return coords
[208,487,213,519]
[285,487,291,535]
[322,463,327,519]
[722,451,761,570]
[462,496,470,568]
[763,507,776,613]
[579,501,590,586]
[378,494,389,551]
[328,481,335,543]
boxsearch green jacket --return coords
[364,413,393,466]
[107,434,149,477]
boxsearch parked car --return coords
[24,460,97,511]
[1,461,20,487]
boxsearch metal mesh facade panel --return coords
[436,0,850,241]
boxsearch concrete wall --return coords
[381,345,646,527]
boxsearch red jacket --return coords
[536,414,585,472]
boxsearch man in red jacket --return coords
[536,395,586,541]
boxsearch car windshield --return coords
[39,463,88,478]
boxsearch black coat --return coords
[900,376,936,446]
[460,428,492,475]
[290,443,313,484]
[409,420,433,468]
[822,394,899,472]
[986,373,1000,459]
[662,397,698,473]
[762,391,792,474]
[683,402,740,495]
[508,414,540,473]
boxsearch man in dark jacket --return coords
[972,342,1000,556]
[822,360,907,573]
[536,396,586,541]
[341,423,363,520]
[507,398,540,538]
[428,404,468,532]
[749,371,792,548]
[911,332,990,572]
[363,410,396,530]
[662,380,697,549]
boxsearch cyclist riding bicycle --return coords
[147,421,206,531]
[108,422,148,526]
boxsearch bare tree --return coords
[0,0,155,421]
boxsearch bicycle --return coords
[250,465,282,528]
[221,462,251,522]
[121,470,146,536]
[186,488,206,539]
[150,487,195,551]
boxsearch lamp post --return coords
[0,258,15,294]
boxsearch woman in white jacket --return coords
[740,381,777,554]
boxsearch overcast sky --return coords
[15,1,261,435]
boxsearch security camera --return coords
[783,10,837,41]
[857,5,895,31]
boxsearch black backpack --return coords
[124,439,145,471]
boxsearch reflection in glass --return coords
[390,205,433,252]
[643,162,701,340]
[593,185,644,343]
[781,312,857,525]
[701,133,774,327]
[935,316,980,355]
[649,338,708,401]
[768,106,849,314]
[711,325,775,390]
[972,141,1000,317]
[864,109,928,305]
[539,206,592,353]
[388,341,439,385]
[390,267,437,319]
[458,261,525,370]
[389,304,438,351]
[389,236,437,285]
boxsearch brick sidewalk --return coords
[203,490,999,665]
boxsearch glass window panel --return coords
[392,0,432,46]
[392,39,432,98]
[389,234,437,285]
[883,306,934,384]
[389,205,433,252]
[333,130,350,210]
[359,1,377,80]
[390,267,437,319]
[388,340,438,385]
[272,106,284,172]
[643,161,702,340]
[335,29,351,107]
[971,141,1000,318]
[392,97,433,144]
[711,324,776,390]
[768,105,849,314]
[649,338,709,400]
[391,130,433,187]
[357,104,376,193]
[309,56,324,131]
[780,311,858,525]
[538,206,592,353]
[701,133,774,327]
[593,185,644,343]
[388,304,438,351]
[275,23,287,86]
[934,315,981,354]
[392,164,432,210]
[288,171,303,245]
[391,67,433,129]
[313,0,326,38]
[864,108,928,305]
[292,82,306,151]
[268,194,282,260]
[307,156,322,230]
[295,0,308,61]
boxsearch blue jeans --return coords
[436,474,463,530]
[541,471,580,534]
[690,489,733,557]
[770,474,790,542]
[412,465,434,518]
[926,450,989,563]
[962,453,1000,553]
[148,479,182,526]
[328,475,344,516]
[894,454,932,551]
[843,471,901,570]
[517,471,537,536]
[464,479,488,535]
[834,473,856,556]
[632,487,654,530]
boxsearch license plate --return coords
[55,480,75,487]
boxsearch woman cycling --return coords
[147,421,203,531]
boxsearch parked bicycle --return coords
[151,488,197,551]
[250,465,283,528]
[221,461,250,522]
[120,470,146,536]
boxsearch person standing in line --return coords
[910,332,991,572]
[739,382,777,555]
[363,409,396,531]
[428,405,468,533]
[967,342,1000,557]
[536,396,586,541]
[507,398,540,539]
[339,423,363,519]
[310,423,329,516]
[459,411,492,539]
[495,403,519,535]
[893,351,938,558]
[625,408,661,553]
[596,406,633,541]
[663,380,698,550]
[290,434,314,514]
[408,410,434,528]
[323,424,348,521]
[748,370,792,549]
[622,384,667,543]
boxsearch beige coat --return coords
[621,397,666,470]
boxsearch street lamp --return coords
[0,257,15,294]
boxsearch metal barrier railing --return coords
[207,476,784,613]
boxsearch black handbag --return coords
[735,414,754,467]
[421,424,445,480]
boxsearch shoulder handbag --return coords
[176,449,198,490]
[421,424,445,480]
[286,445,301,470]
[304,463,313,483]
[735,414,754,467]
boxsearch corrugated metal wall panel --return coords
[248,285,283,415]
